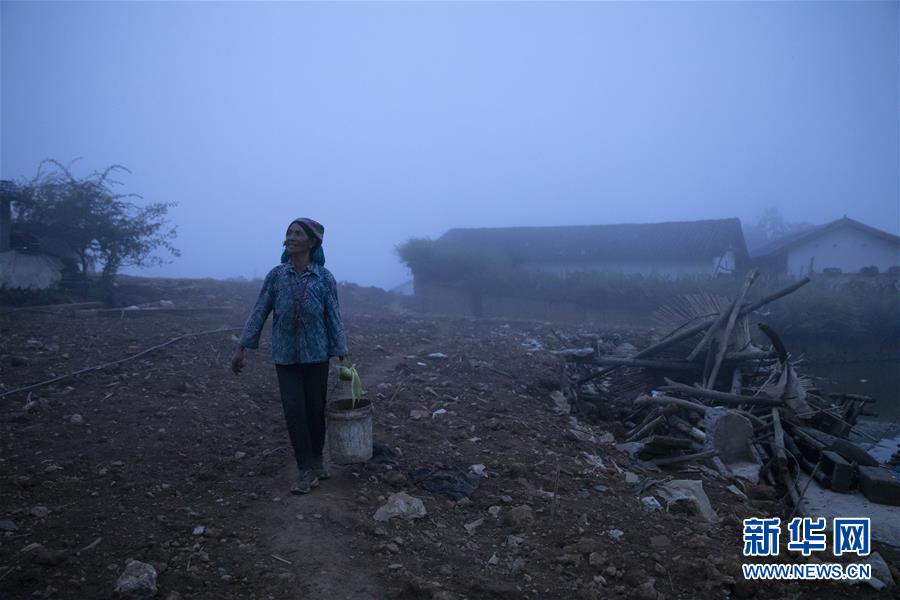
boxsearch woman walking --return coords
[231,217,349,494]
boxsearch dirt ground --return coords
[0,278,897,599]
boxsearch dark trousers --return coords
[275,362,330,473]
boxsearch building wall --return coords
[785,227,900,277]
[530,258,719,278]
[0,198,10,252]
[0,251,64,289]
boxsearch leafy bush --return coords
[13,159,180,288]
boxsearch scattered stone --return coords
[373,492,427,522]
[487,506,501,518]
[387,563,403,571]
[563,538,602,554]
[510,557,527,575]
[608,529,624,541]
[113,560,158,599]
[503,505,534,530]
[654,479,719,523]
[641,496,662,511]
[469,464,487,477]
[233,451,247,460]
[381,470,407,486]
[427,352,449,359]
[554,554,582,566]
[409,409,429,421]
[31,505,49,519]
[0,518,17,532]
[464,518,484,534]
[487,553,499,566]
[624,471,640,485]
[22,543,45,553]
[68,413,84,425]
[192,525,205,536]
[384,542,400,554]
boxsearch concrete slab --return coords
[797,474,900,548]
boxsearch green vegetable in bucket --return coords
[337,359,365,408]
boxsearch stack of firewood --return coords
[557,271,895,506]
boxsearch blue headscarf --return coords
[280,217,326,266]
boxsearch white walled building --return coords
[751,217,900,278]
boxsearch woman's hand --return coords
[338,355,352,380]
[231,346,245,375]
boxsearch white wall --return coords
[0,251,63,289]
[714,250,737,275]
[786,227,900,277]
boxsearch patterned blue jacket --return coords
[239,262,349,364]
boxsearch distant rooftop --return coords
[437,218,749,264]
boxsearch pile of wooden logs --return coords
[559,271,897,507]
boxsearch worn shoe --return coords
[311,458,330,480]
[290,471,320,495]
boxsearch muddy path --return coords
[246,350,408,600]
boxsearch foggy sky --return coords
[2,1,898,289]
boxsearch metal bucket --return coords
[327,397,373,464]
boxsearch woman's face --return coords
[285,223,312,256]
